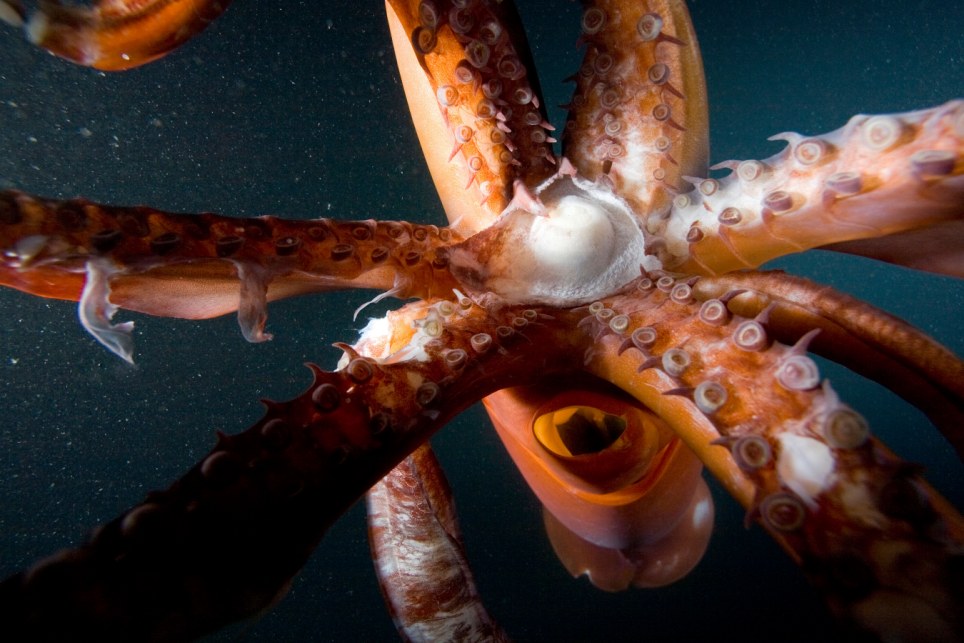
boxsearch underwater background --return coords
[0,0,961,641]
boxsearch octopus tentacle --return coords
[0,294,578,640]
[582,274,964,640]
[691,270,964,457]
[0,268,958,640]
[3,0,234,71]
[387,0,557,235]
[562,0,709,229]
[358,297,509,641]
[664,100,964,276]
[367,444,510,643]
[0,190,463,359]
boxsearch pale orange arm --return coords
[562,0,709,228]
[0,190,462,361]
[691,270,964,458]
[663,101,964,276]
[8,0,234,71]
[579,274,963,637]
[367,444,510,642]
[386,0,557,235]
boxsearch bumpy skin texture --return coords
[0,0,961,642]
[0,294,575,640]
[0,190,463,338]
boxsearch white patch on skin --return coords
[450,172,656,306]
[345,316,393,368]
[838,478,887,529]
[24,11,49,44]
[0,1,24,28]
[9,235,50,266]
[692,496,712,527]
[776,433,835,507]
[348,306,444,367]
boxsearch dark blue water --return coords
[0,1,961,641]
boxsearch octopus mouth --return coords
[448,167,656,306]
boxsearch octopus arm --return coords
[665,101,964,277]
[820,218,964,277]
[367,444,510,643]
[692,271,964,458]
[579,275,963,640]
[0,273,959,640]
[0,191,463,360]
[562,0,709,226]
[387,0,558,235]
[2,0,234,71]
[0,296,578,640]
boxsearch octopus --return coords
[0,1,961,642]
